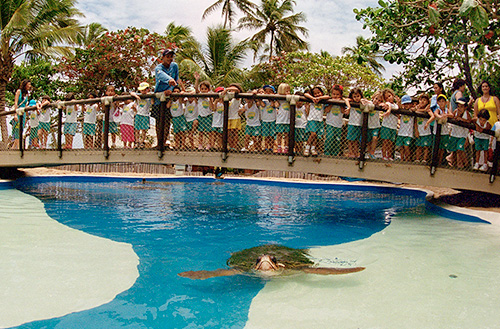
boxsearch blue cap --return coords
[263,85,276,93]
[401,95,412,104]
[29,100,37,106]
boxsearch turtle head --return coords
[254,254,285,272]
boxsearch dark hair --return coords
[294,91,304,96]
[348,87,363,99]
[311,86,325,96]
[452,78,466,92]
[418,93,430,101]
[87,92,97,98]
[477,81,494,96]
[41,95,51,101]
[65,92,75,101]
[229,83,243,93]
[19,79,31,95]
[172,86,181,92]
[434,82,445,95]
[478,108,490,120]
[199,81,211,91]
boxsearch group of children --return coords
[9,78,498,173]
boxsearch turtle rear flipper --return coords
[178,269,241,280]
[301,267,365,275]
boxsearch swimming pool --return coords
[1,177,499,328]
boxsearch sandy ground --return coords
[11,167,500,214]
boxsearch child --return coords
[28,100,39,148]
[103,85,121,148]
[379,88,399,160]
[395,95,414,162]
[120,93,136,148]
[63,92,79,149]
[325,85,348,156]
[239,90,262,152]
[169,85,188,149]
[83,92,98,149]
[449,97,471,168]
[275,83,291,153]
[195,75,215,150]
[225,83,244,150]
[133,82,152,148]
[367,91,382,159]
[184,86,199,150]
[304,85,331,156]
[294,91,309,155]
[473,109,492,171]
[347,87,374,158]
[211,86,225,150]
[37,95,51,149]
[413,93,434,163]
[431,94,453,165]
[11,79,31,149]
[259,85,277,152]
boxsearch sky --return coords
[75,0,400,79]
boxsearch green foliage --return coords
[250,51,384,94]
[59,27,173,96]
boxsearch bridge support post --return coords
[358,103,371,170]
[158,100,167,159]
[57,106,63,158]
[221,93,233,162]
[287,95,299,165]
[430,123,442,175]
[18,114,24,158]
[490,137,500,184]
[101,98,111,159]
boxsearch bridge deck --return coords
[1,150,498,194]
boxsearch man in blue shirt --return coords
[153,49,179,148]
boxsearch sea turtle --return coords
[178,244,365,280]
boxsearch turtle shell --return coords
[227,244,314,271]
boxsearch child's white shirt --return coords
[325,104,343,128]
[65,105,78,123]
[295,105,307,128]
[84,104,98,124]
[246,103,261,127]
[136,99,151,117]
[381,102,398,129]
[260,100,276,122]
[275,100,290,124]
[198,97,213,117]
[184,100,198,122]
[120,102,135,126]
[307,103,325,122]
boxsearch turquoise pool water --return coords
[4,177,484,328]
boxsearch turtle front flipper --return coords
[301,267,365,275]
[178,269,242,280]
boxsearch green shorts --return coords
[103,121,119,134]
[39,122,51,132]
[172,116,188,133]
[324,125,342,156]
[306,120,324,136]
[83,123,96,136]
[380,126,397,142]
[261,121,276,137]
[198,115,214,132]
[434,134,449,150]
[448,136,466,152]
[245,125,261,136]
[185,120,196,131]
[134,114,150,130]
[64,122,77,135]
[474,137,489,151]
[346,125,361,141]
[416,135,432,147]
[367,128,379,142]
[30,126,39,138]
[295,128,308,142]
[275,123,290,133]
[395,135,412,147]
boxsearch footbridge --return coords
[1,92,499,194]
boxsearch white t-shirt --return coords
[381,102,398,129]
[121,102,135,126]
[84,104,98,124]
[295,105,307,128]
[39,107,51,123]
[307,103,325,122]
[348,107,363,127]
[65,105,78,123]
[212,102,224,128]
[170,100,184,118]
[416,117,431,137]
[275,100,290,124]
[136,99,151,117]
[450,111,469,139]
[228,99,241,120]
[368,110,381,129]
[29,111,38,127]
[325,105,343,128]
[246,103,261,127]
[433,107,450,135]
[398,114,414,137]
[260,100,276,122]
[184,100,198,122]
[198,97,212,117]
[474,119,490,140]
[111,103,121,123]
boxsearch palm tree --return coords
[0,0,82,147]
[341,36,385,76]
[238,0,308,62]
[202,0,257,29]
[164,22,202,63]
[179,26,249,87]
[77,22,108,47]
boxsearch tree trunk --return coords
[269,32,274,62]
[0,80,8,149]
[462,43,477,100]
